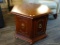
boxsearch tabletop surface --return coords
[11,3,50,17]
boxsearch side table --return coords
[11,3,50,45]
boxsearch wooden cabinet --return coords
[15,14,48,44]
[11,3,50,45]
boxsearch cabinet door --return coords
[33,17,47,37]
[15,15,32,37]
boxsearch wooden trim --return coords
[15,34,47,44]
[15,34,32,43]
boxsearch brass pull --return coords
[21,23,25,29]
[38,24,42,28]
[20,23,27,34]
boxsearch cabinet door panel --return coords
[15,15,32,37]
[33,18,47,37]
[18,20,28,35]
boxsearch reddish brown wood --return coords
[14,14,48,45]
[16,33,47,45]
[11,3,49,45]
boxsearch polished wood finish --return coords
[11,3,50,15]
[15,14,48,45]
[11,3,49,45]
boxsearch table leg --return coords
[53,13,57,19]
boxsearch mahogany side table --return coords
[11,3,50,45]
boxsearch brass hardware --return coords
[21,23,25,29]
[38,24,42,28]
